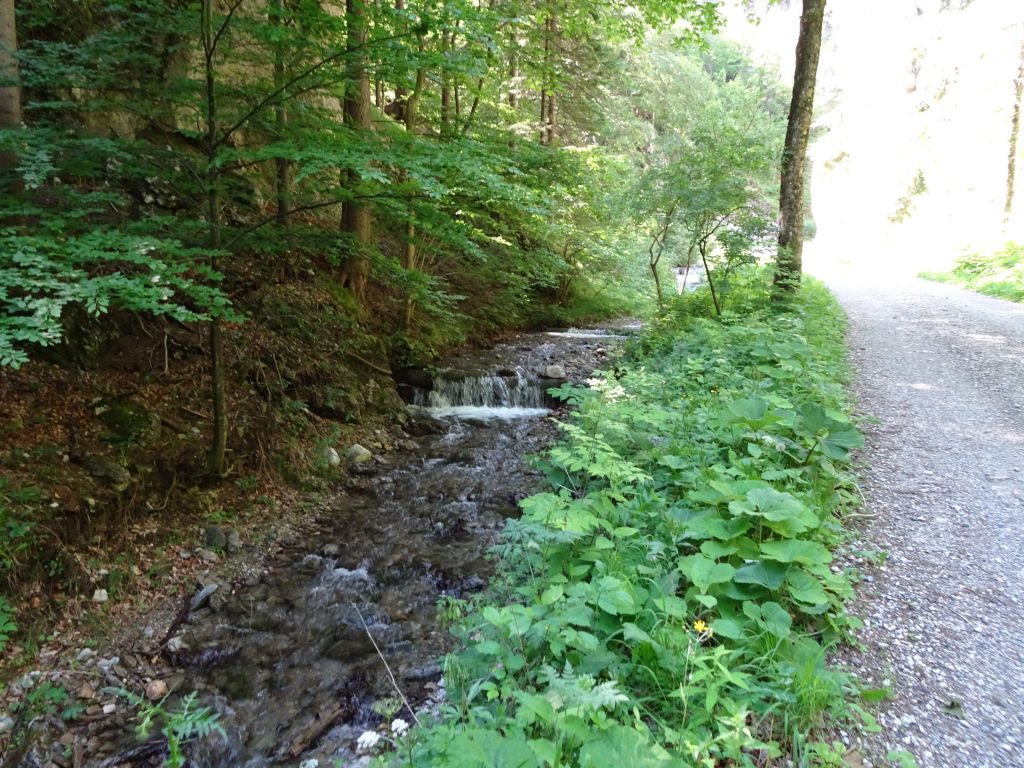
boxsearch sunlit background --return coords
[729,0,1023,277]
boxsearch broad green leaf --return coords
[679,554,736,593]
[786,568,829,607]
[733,560,788,590]
[711,617,744,640]
[759,539,832,566]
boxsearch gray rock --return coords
[321,544,341,557]
[190,583,219,612]
[91,589,109,603]
[203,525,227,550]
[226,529,242,553]
[195,548,219,563]
[79,455,131,491]
[323,446,342,467]
[0,716,14,735]
[541,364,567,379]
[346,444,373,464]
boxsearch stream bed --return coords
[165,325,634,767]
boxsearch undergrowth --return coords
[920,241,1024,303]
[385,274,872,766]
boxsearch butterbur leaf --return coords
[711,616,744,640]
[679,554,736,593]
[730,488,819,536]
[821,424,864,459]
[733,559,788,590]
[786,568,829,607]
[759,539,832,566]
[700,540,739,558]
[727,397,769,422]
[743,600,792,638]
[651,594,688,618]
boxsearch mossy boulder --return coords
[94,396,161,443]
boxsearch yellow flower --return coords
[693,619,709,634]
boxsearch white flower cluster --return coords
[391,718,410,736]
[585,377,627,403]
[356,730,381,752]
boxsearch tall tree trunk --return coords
[539,15,551,145]
[538,14,558,145]
[539,86,547,144]
[546,16,558,145]
[547,90,557,147]
[202,0,228,478]
[508,30,519,109]
[773,0,826,295]
[402,63,427,329]
[392,0,408,123]
[340,0,373,302]
[1005,36,1024,222]
[0,0,21,179]
[440,31,455,138]
[270,0,290,226]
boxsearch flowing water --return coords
[156,326,634,767]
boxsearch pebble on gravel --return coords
[145,679,168,701]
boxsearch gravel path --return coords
[818,266,1024,768]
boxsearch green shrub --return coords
[921,241,1024,303]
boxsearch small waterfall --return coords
[413,371,549,419]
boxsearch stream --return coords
[162,325,634,767]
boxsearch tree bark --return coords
[392,0,408,123]
[539,15,551,145]
[402,63,427,329]
[1005,36,1024,222]
[0,0,21,179]
[773,0,826,295]
[270,0,290,226]
[202,0,228,479]
[508,30,519,109]
[440,30,455,138]
[340,0,373,302]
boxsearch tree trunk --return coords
[392,0,408,123]
[202,0,228,479]
[648,206,675,306]
[440,31,455,138]
[508,30,519,109]
[545,16,558,145]
[1005,36,1024,222]
[402,62,427,329]
[0,0,21,179]
[547,90,557,147]
[539,15,551,145]
[773,0,826,295]
[539,86,547,144]
[270,0,290,226]
[340,0,373,303]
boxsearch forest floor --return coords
[810,247,1024,768]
